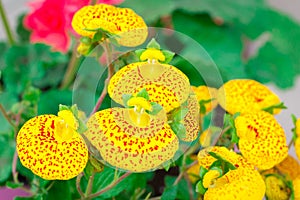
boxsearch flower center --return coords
[140,48,165,63]
[127,97,152,127]
[54,110,78,142]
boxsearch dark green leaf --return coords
[45,180,72,200]
[16,14,30,42]
[161,184,178,200]
[0,135,15,183]
[22,86,40,104]
[93,31,104,42]
[38,90,72,114]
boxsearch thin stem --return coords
[84,172,95,199]
[0,104,16,128]
[173,171,184,186]
[89,40,114,116]
[288,139,294,149]
[183,172,194,200]
[0,0,15,45]
[86,172,131,199]
[76,173,85,198]
[12,149,19,183]
[212,126,231,146]
[45,181,55,191]
[60,42,80,89]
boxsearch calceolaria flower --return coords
[85,41,200,171]
[276,155,300,180]
[264,175,290,200]
[17,110,88,180]
[217,79,281,115]
[191,85,218,115]
[72,4,147,47]
[293,176,300,200]
[197,147,265,200]
[235,111,288,169]
[295,118,300,161]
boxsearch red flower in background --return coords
[24,0,124,53]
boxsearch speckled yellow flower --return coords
[108,55,190,114]
[16,110,88,180]
[203,167,265,200]
[84,106,179,172]
[197,146,253,170]
[264,175,290,200]
[276,155,300,180]
[191,85,218,115]
[72,4,147,47]
[217,79,281,115]
[293,176,300,200]
[235,111,288,170]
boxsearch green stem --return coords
[89,39,114,116]
[288,139,294,149]
[60,42,80,89]
[85,172,95,199]
[76,173,85,198]
[0,0,15,45]
[0,104,16,128]
[86,172,131,199]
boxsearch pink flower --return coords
[24,0,124,53]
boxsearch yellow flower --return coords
[84,107,178,172]
[187,155,200,184]
[235,111,288,170]
[295,138,300,161]
[293,176,300,200]
[276,155,300,180]
[140,48,166,62]
[296,118,300,137]
[204,167,265,200]
[202,170,221,188]
[16,110,88,180]
[217,79,281,115]
[264,175,290,200]
[199,127,222,147]
[108,62,190,113]
[191,85,218,114]
[72,4,147,47]
[180,91,200,141]
[197,146,253,170]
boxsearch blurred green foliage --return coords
[0,0,300,199]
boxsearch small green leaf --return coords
[6,181,24,189]
[58,104,69,112]
[231,130,239,143]
[170,122,186,139]
[122,94,133,107]
[173,108,189,122]
[136,88,150,100]
[199,166,208,179]
[195,181,207,195]
[147,38,161,49]
[209,160,222,169]
[292,114,297,125]
[209,166,223,177]
[162,50,175,63]
[262,102,287,114]
[148,102,163,115]
[80,36,92,45]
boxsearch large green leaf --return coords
[0,135,15,183]
[3,43,67,95]
[172,11,248,85]
[241,8,300,88]
[0,91,18,135]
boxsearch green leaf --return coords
[92,31,104,42]
[136,88,150,100]
[22,86,41,104]
[173,108,189,122]
[147,38,161,49]
[6,181,24,189]
[0,135,15,183]
[199,166,208,179]
[122,94,133,108]
[148,102,163,115]
[262,102,287,114]
[170,122,186,139]
[195,181,207,195]
[161,184,178,200]
[80,36,92,45]
[162,50,175,64]
[16,14,30,42]
[135,49,145,61]
[45,180,72,200]
[0,91,18,135]
[172,11,248,85]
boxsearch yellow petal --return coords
[296,118,300,137]
[108,62,190,113]
[293,176,300,200]
[197,146,253,170]
[16,115,88,180]
[84,108,178,172]
[203,170,221,188]
[191,85,218,114]
[204,167,266,200]
[276,155,300,180]
[140,48,165,62]
[217,79,281,115]
[235,111,288,170]
[295,138,300,161]
[127,97,153,112]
